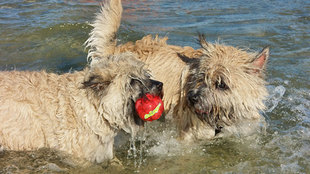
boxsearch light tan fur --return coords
[85,0,202,112]
[116,35,203,113]
[86,0,269,140]
[175,38,269,140]
[0,1,165,162]
[0,53,155,163]
[86,0,122,60]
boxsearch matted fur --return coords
[86,0,269,141]
[85,0,202,112]
[175,36,269,140]
[86,0,122,59]
[0,53,161,163]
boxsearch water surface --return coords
[0,0,309,173]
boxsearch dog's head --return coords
[178,34,269,136]
[83,53,163,134]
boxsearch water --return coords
[0,0,309,173]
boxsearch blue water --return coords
[0,0,309,173]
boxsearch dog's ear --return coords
[251,47,269,72]
[177,53,199,65]
[197,33,215,53]
[83,75,111,92]
[198,33,208,48]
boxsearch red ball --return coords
[135,93,164,121]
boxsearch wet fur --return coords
[0,0,163,163]
[0,53,160,163]
[85,0,202,112]
[176,36,269,140]
[86,0,269,141]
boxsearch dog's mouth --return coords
[187,92,235,135]
[158,91,164,99]
[194,108,212,122]
[193,104,235,134]
[187,93,209,118]
[130,79,164,126]
[194,107,223,134]
[187,92,216,124]
[127,99,144,127]
[132,93,164,126]
[133,92,164,124]
[195,109,209,115]
[133,109,145,126]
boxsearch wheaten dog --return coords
[0,1,163,162]
[174,35,269,140]
[86,0,269,140]
[0,53,163,163]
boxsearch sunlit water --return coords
[0,0,309,173]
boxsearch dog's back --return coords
[0,71,91,151]
[0,70,116,163]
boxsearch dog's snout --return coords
[191,95,199,103]
[149,80,163,96]
[156,81,163,91]
[150,80,162,87]
[188,93,199,104]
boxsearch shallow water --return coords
[0,0,309,173]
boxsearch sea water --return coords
[0,0,309,173]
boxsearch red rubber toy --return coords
[135,93,164,121]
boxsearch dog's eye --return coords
[130,79,143,87]
[130,79,138,86]
[145,72,151,79]
[215,80,229,90]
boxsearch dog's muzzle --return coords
[188,92,199,106]
[149,79,163,98]
[187,91,209,118]
[133,80,164,126]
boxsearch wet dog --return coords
[86,0,269,140]
[175,36,269,140]
[0,6,163,163]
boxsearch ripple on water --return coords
[0,0,310,173]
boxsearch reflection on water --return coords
[0,0,309,173]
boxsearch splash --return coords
[265,85,286,113]
[143,120,196,157]
[126,120,192,167]
[127,124,147,171]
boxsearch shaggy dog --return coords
[0,12,163,164]
[86,0,269,140]
[175,37,269,140]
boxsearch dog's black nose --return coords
[151,80,163,90]
[188,93,199,104]
[156,82,163,91]
[149,80,164,96]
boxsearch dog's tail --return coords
[85,0,122,62]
